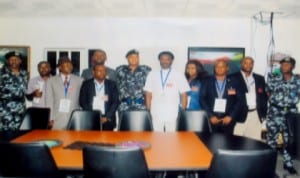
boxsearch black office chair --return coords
[0,142,62,178]
[118,110,153,131]
[19,107,51,130]
[83,145,150,178]
[206,149,277,178]
[66,109,102,130]
[176,110,211,133]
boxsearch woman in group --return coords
[185,60,208,110]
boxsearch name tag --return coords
[213,98,227,113]
[33,97,40,104]
[59,99,71,113]
[227,88,236,95]
[93,95,107,114]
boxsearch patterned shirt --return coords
[0,66,28,130]
[266,73,300,113]
[116,65,151,111]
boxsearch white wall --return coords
[0,17,299,77]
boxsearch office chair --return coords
[176,110,211,133]
[0,142,62,178]
[118,110,153,131]
[206,149,277,178]
[83,145,150,178]
[19,107,51,130]
[66,109,102,130]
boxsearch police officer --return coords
[0,51,28,130]
[266,56,300,175]
[116,49,151,116]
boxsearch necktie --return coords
[64,76,68,86]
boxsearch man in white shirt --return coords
[26,61,51,108]
[144,51,190,132]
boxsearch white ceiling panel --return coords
[0,0,299,18]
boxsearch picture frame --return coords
[188,47,245,75]
[0,45,30,75]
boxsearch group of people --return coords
[0,49,299,174]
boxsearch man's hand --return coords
[101,117,107,124]
[33,89,43,98]
[222,116,232,125]
[48,120,54,129]
[210,116,220,125]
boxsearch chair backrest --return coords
[176,110,211,132]
[19,107,50,130]
[118,110,153,131]
[67,109,101,130]
[0,142,61,177]
[206,149,277,178]
[83,145,149,178]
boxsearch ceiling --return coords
[0,0,299,19]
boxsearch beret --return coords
[125,49,139,58]
[5,51,22,60]
[279,56,296,66]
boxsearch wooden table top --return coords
[12,130,212,171]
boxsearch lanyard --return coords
[160,69,171,90]
[94,81,104,95]
[64,80,70,97]
[215,80,226,98]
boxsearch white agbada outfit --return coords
[144,69,190,132]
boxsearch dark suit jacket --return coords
[229,72,268,122]
[79,79,119,129]
[201,75,248,124]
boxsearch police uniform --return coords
[266,57,300,171]
[0,51,28,130]
[116,50,151,113]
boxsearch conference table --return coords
[11,130,213,171]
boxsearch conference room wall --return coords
[0,17,299,78]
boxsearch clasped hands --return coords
[210,116,232,125]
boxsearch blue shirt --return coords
[187,79,202,110]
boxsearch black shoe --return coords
[283,164,298,175]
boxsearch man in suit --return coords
[231,56,268,140]
[201,59,247,134]
[46,57,83,129]
[79,63,119,130]
[81,49,117,81]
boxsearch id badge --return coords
[93,96,105,114]
[213,98,227,113]
[33,97,40,104]
[59,99,71,113]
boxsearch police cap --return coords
[4,51,23,60]
[279,56,296,66]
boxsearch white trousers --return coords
[152,118,177,132]
[234,110,262,141]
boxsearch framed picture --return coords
[0,45,30,75]
[188,47,245,75]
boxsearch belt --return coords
[121,98,144,105]
[270,104,296,112]
[248,108,256,112]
